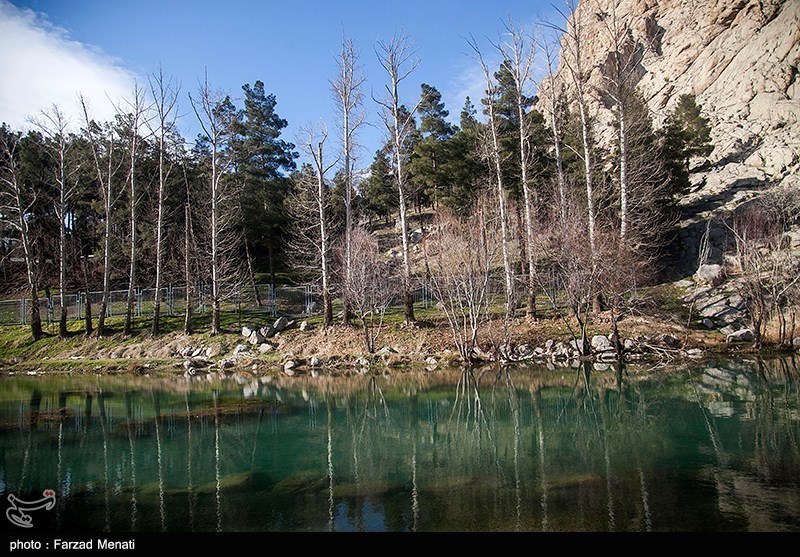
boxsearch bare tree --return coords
[468,37,516,325]
[292,123,338,327]
[30,105,78,338]
[189,73,239,335]
[332,35,366,326]
[536,31,568,222]
[116,82,151,336]
[343,226,396,353]
[728,207,800,348]
[181,160,196,335]
[596,2,641,244]
[0,128,44,340]
[375,33,421,326]
[80,95,125,337]
[539,212,601,358]
[424,197,500,362]
[547,1,597,258]
[497,19,539,319]
[147,68,179,336]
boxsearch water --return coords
[1,357,799,532]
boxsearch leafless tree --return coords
[0,129,44,340]
[332,35,366,326]
[189,73,240,335]
[424,197,500,362]
[375,32,421,326]
[496,18,539,319]
[80,95,125,337]
[539,208,602,358]
[468,36,516,326]
[595,2,642,244]
[727,206,800,348]
[343,226,396,353]
[116,82,151,336]
[147,68,179,336]
[535,31,568,222]
[30,104,78,338]
[181,160,196,335]
[292,123,338,327]
[546,0,597,258]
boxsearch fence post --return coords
[20,298,26,325]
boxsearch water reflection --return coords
[0,357,799,532]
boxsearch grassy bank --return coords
[0,281,757,377]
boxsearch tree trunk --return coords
[618,102,629,242]
[245,240,262,307]
[152,140,166,336]
[124,149,138,336]
[97,201,112,337]
[487,97,515,321]
[518,89,536,319]
[183,203,193,335]
[82,252,93,337]
[58,181,68,339]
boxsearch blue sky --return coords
[1,0,563,166]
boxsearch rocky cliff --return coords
[555,0,800,274]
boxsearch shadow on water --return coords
[1,356,800,532]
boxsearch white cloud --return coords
[443,54,502,125]
[0,0,137,130]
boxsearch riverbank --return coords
[2,280,792,378]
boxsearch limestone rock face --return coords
[551,0,800,274]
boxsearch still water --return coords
[1,358,799,532]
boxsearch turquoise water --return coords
[1,358,799,532]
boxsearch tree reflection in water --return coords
[0,357,799,531]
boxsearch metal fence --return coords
[0,273,565,327]
[0,284,318,326]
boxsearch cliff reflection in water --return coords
[0,357,799,532]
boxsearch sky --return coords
[0,0,565,166]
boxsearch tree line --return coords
[1,4,716,355]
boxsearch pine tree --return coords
[411,84,455,209]
[232,81,298,287]
[362,146,397,224]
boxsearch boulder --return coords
[409,229,424,244]
[299,320,309,331]
[702,318,716,329]
[310,356,321,367]
[273,316,291,332]
[183,357,210,370]
[233,344,250,355]
[591,335,612,352]
[516,344,532,357]
[248,330,266,345]
[260,326,276,339]
[694,264,726,287]
[726,328,754,343]
[241,326,255,338]
[424,356,438,366]
[652,333,680,348]
[258,343,274,354]
[283,360,297,375]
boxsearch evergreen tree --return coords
[411,84,455,209]
[660,94,714,198]
[438,96,484,215]
[232,80,298,286]
[362,147,397,224]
